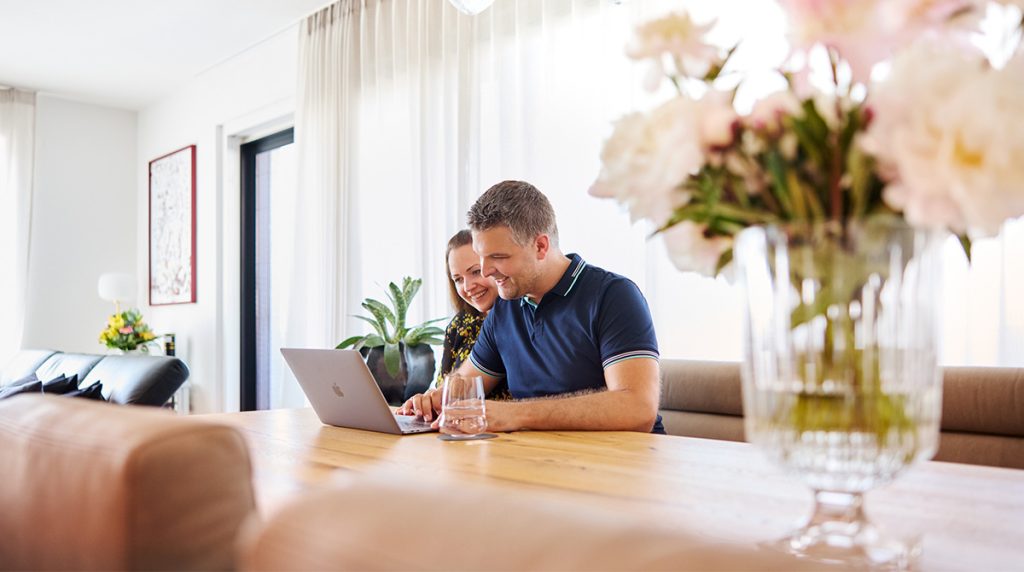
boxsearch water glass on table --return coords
[438,374,488,440]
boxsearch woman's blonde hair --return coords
[445,229,480,316]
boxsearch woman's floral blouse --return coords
[435,310,510,400]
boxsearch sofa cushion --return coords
[82,355,188,405]
[34,353,103,385]
[67,380,105,400]
[936,431,1024,469]
[941,367,1024,438]
[659,410,745,443]
[0,380,42,400]
[660,360,742,416]
[0,350,56,386]
[41,373,79,395]
[0,394,256,570]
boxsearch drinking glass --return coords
[438,374,487,439]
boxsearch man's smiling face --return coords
[472,225,543,300]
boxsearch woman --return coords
[436,230,510,399]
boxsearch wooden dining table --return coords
[205,407,1024,571]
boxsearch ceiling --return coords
[0,0,331,110]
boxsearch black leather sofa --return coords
[0,349,189,406]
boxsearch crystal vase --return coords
[734,217,944,569]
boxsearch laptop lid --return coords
[281,348,408,434]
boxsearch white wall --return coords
[137,26,299,413]
[23,95,137,353]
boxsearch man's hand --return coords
[396,388,443,422]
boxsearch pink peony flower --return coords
[626,12,722,83]
[662,221,733,277]
[119,326,134,334]
[778,0,973,83]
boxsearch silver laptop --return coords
[280,348,436,435]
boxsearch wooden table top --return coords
[205,407,1024,571]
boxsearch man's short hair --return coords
[467,180,559,246]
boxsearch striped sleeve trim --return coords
[602,350,660,369]
[469,353,506,379]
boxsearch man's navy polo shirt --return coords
[469,253,664,434]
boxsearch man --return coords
[399,180,663,433]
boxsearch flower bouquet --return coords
[590,1,1024,567]
[99,309,158,353]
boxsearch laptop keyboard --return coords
[395,415,434,432]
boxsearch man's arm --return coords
[476,358,660,433]
[396,361,500,422]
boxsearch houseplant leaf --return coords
[383,341,402,377]
[335,335,365,349]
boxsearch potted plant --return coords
[336,277,446,405]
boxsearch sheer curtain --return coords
[0,88,35,365]
[287,0,1022,410]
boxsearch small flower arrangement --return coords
[99,309,157,352]
[590,2,1024,276]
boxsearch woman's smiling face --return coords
[448,244,497,314]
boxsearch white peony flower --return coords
[865,40,1024,234]
[662,221,733,277]
[938,51,1024,233]
[590,98,705,225]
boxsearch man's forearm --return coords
[489,388,658,433]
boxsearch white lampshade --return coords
[98,272,136,302]
[448,0,494,15]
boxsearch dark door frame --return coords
[240,128,294,411]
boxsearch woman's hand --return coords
[396,388,443,422]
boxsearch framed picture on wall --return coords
[149,145,197,306]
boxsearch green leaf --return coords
[404,325,446,345]
[785,170,808,220]
[401,277,422,306]
[362,300,396,340]
[765,150,794,218]
[714,203,777,226]
[354,315,387,339]
[383,342,402,377]
[957,234,972,262]
[335,335,365,349]
[846,140,875,218]
[786,111,825,167]
[714,248,734,276]
[388,282,408,331]
[363,334,385,348]
[703,44,739,82]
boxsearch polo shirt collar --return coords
[521,253,587,308]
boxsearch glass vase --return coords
[734,217,944,570]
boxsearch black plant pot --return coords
[360,344,436,405]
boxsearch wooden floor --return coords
[205,407,1024,571]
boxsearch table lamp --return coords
[98,272,136,314]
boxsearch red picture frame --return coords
[148,145,197,306]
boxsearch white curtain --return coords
[286,0,1022,410]
[0,88,35,366]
